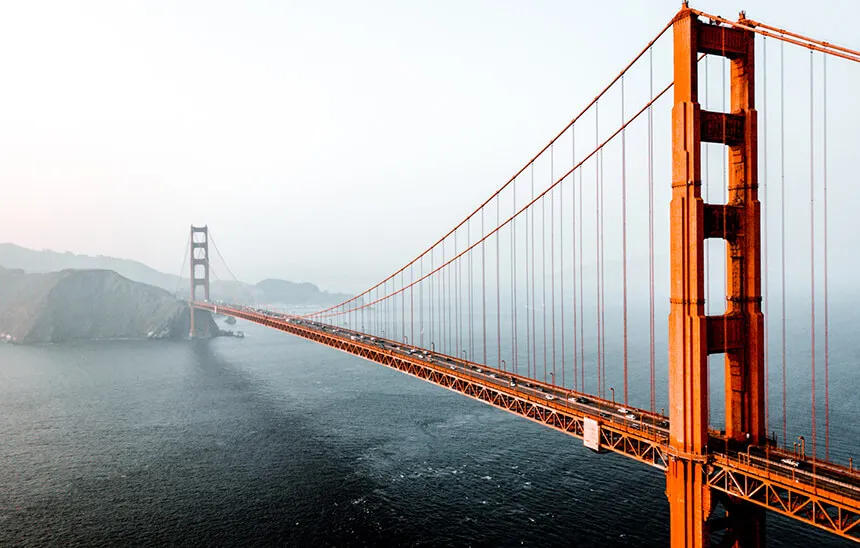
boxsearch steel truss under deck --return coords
[194,302,860,543]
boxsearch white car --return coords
[545,394,555,400]
[780,458,800,468]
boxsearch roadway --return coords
[201,300,860,537]
[238,304,671,441]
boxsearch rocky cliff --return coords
[0,267,219,344]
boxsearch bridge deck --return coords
[194,302,860,542]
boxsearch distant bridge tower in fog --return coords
[189,225,210,338]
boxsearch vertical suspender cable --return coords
[579,168,585,393]
[621,74,629,406]
[572,127,578,391]
[540,184,549,382]
[482,208,487,366]
[532,166,538,380]
[434,247,438,350]
[780,41,788,448]
[442,241,446,353]
[649,47,656,412]
[762,37,769,436]
[720,49,731,340]
[430,250,434,349]
[469,220,473,363]
[721,51,728,356]
[510,186,515,371]
[597,148,606,397]
[822,53,830,460]
[561,149,566,388]
[542,184,548,382]
[409,263,416,344]
[455,231,460,356]
[809,50,817,459]
[551,145,557,385]
[595,103,601,397]
[497,196,502,368]
[390,278,397,340]
[525,186,531,378]
[449,242,453,352]
[511,182,520,374]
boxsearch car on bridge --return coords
[781,458,801,469]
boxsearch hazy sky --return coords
[1,1,857,293]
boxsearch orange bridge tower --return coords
[667,7,764,547]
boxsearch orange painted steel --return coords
[305,79,676,321]
[668,7,767,546]
[186,6,860,546]
[305,19,678,322]
[195,302,670,469]
[195,302,860,544]
[722,12,766,450]
[667,8,712,547]
[689,8,860,64]
[708,456,860,541]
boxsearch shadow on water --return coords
[141,340,405,547]
[0,340,399,548]
[1,335,856,547]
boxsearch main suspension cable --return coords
[304,17,677,321]
[691,9,860,63]
[306,82,676,326]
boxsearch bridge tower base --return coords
[668,8,764,547]
[189,225,210,338]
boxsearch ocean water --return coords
[0,318,855,547]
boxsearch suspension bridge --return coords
[180,5,860,547]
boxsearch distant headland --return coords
[0,244,351,345]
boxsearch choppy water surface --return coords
[0,320,855,547]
